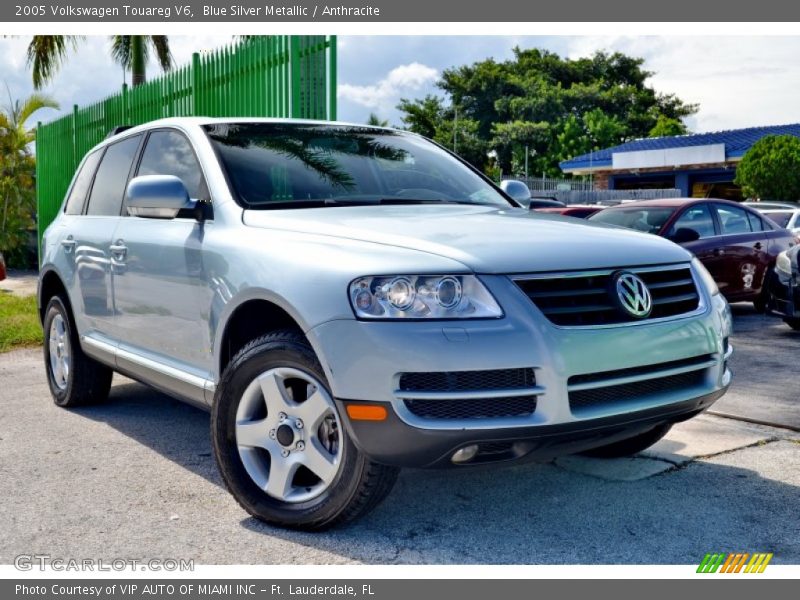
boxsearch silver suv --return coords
[39,118,733,529]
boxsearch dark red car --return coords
[0,251,6,282]
[535,204,603,218]
[588,198,798,309]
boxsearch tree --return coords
[398,47,698,174]
[27,35,173,89]
[366,113,389,127]
[649,114,689,138]
[734,135,800,201]
[0,90,58,266]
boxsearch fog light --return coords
[451,444,479,464]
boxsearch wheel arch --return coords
[215,291,326,380]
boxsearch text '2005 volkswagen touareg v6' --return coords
[39,118,733,529]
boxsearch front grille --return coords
[568,370,707,412]
[514,265,700,326]
[404,396,538,420]
[399,368,536,392]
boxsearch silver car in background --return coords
[39,118,732,529]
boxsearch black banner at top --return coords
[5,0,800,22]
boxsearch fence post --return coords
[289,36,301,118]
[192,52,202,115]
[71,105,78,168]
[328,36,337,120]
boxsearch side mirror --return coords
[669,227,701,244]
[126,175,191,219]
[500,179,532,206]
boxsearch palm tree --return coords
[366,113,389,127]
[26,35,173,89]
[0,90,58,263]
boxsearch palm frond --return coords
[26,35,82,89]
[149,36,173,72]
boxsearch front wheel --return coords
[211,330,399,530]
[580,423,672,458]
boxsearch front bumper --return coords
[336,388,727,468]
[767,268,800,319]
[309,274,733,468]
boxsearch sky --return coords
[3,35,800,138]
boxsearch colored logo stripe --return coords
[697,552,773,573]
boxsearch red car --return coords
[0,252,6,282]
[589,198,798,309]
[535,204,603,218]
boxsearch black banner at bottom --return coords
[3,579,795,600]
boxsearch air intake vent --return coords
[399,368,536,392]
[404,396,538,420]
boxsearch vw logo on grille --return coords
[612,271,652,318]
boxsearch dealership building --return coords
[560,123,800,200]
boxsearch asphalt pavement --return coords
[0,307,797,565]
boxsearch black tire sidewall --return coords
[212,336,366,528]
[43,296,75,406]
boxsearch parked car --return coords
[742,201,798,211]
[0,251,6,282]
[767,245,800,330]
[588,198,797,310]
[39,119,732,530]
[534,204,603,218]
[752,207,800,235]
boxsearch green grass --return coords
[0,293,42,352]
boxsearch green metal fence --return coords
[36,35,337,250]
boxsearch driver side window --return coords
[670,204,716,239]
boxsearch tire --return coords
[43,295,112,407]
[211,330,399,530]
[580,423,672,458]
[784,318,800,331]
[753,267,774,313]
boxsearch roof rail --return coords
[106,125,134,139]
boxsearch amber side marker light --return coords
[346,404,388,421]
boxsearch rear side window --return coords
[715,204,753,235]
[86,135,142,216]
[64,150,102,215]
[746,211,765,231]
[137,130,206,200]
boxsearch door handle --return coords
[60,236,75,253]
[713,248,725,256]
[109,242,127,260]
[754,242,763,250]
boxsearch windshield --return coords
[204,123,511,209]
[588,206,675,234]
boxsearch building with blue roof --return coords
[559,123,800,200]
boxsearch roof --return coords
[560,123,800,172]
[598,198,742,209]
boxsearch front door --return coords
[110,129,215,379]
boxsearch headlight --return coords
[776,250,793,276]
[349,274,503,319]
[691,257,719,296]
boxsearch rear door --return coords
[69,135,142,342]
[711,202,769,300]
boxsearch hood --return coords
[243,204,692,273]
